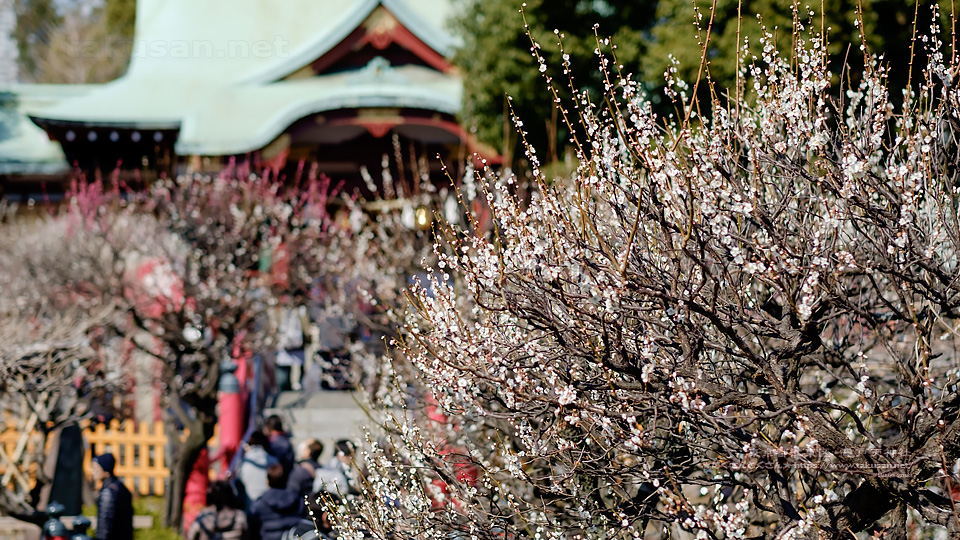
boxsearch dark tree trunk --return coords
[157,342,222,531]
[163,402,216,531]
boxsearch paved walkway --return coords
[0,515,154,540]
[0,518,36,540]
[264,390,370,461]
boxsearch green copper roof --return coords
[0,85,96,175]
[28,0,463,156]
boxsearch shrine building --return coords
[3,0,496,202]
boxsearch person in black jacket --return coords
[286,438,323,502]
[91,453,133,540]
[265,415,295,473]
[249,464,303,540]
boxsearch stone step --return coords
[262,390,371,462]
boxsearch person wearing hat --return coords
[91,453,133,540]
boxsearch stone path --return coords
[263,390,371,461]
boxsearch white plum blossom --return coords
[332,8,960,540]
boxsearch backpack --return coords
[194,511,233,540]
[280,519,319,540]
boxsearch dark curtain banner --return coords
[49,423,84,515]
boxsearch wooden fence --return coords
[85,420,170,496]
[1,419,221,496]
[0,414,48,495]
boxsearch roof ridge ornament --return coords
[349,57,408,86]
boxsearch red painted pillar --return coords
[218,361,243,477]
[182,448,209,534]
[232,331,249,398]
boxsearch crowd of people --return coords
[186,414,357,540]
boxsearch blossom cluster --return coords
[339,9,960,540]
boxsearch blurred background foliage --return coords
[454,0,956,165]
[452,0,655,165]
[11,0,958,161]
[13,0,134,83]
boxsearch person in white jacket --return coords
[237,431,279,509]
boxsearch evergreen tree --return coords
[453,0,656,166]
[13,0,60,81]
[640,0,952,112]
[13,0,135,83]
[104,0,136,40]
[454,0,957,161]
[643,0,872,93]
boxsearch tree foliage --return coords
[12,0,59,80]
[453,0,655,163]
[0,218,126,518]
[454,0,957,161]
[104,0,136,40]
[0,168,441,526]
[333,10,960,540]
[644,0,870,92]
[641,0,955,110]
[13,0,135,83]
[64,175,342,529]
